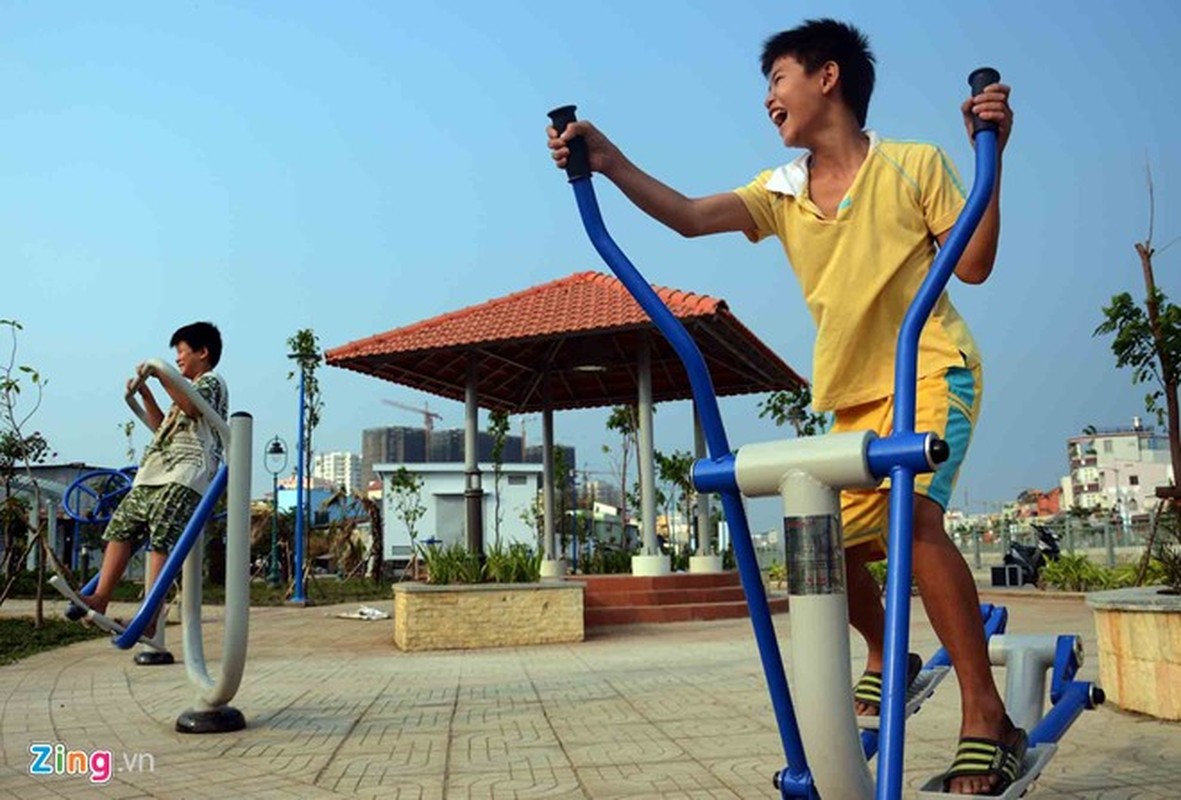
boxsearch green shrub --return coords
[1154,544,1181,593]
[1040,554,1110,592]
[419,543,481,585]
[864,560,917,594]
[483,542,542,583]
[581,544,634,575]
[417,542,544,585]
[867,560,888,589]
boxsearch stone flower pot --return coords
[1086,585,1181,720]
[392,581,584,652]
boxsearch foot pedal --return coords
[915,743,1056,798]
[48,575,165,650]
[858,665,951,730]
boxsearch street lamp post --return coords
[292,363,308,605]
[264,436,288,588]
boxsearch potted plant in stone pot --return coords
[1087,180,1181,720]
[1085,518,1181,720]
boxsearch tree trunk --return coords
[1137,241,1181,485]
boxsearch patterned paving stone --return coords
[3,594,1179,799]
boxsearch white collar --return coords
[764,130,880,196]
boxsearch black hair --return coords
[170,321,223,368]
[760,19,876,128]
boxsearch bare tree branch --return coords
[1146,160,1155,247]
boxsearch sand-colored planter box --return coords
[1086,586,1181,720]
[393,581,584,651]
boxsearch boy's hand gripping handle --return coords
[547,105,592,181]
[968,67,1001,135]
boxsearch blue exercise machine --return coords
[50,358,253,733]
[548,68,1103,798]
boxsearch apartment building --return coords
[312,451,362,496]
[1063,417,1174,517]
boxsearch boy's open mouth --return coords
[770,109,788,128]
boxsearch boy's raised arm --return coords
[129,377,165,431]
[949,81,1013,285]
[548,120,754,238]
[142,363,204,421]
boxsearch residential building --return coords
[580,478,622,510]
[361,425,575,485]
[312,451,361,495]
[1065,418,1174,517]
[1012,487,1061,519]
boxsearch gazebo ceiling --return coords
[325,271,805,414]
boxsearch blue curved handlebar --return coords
[569,180,814,789]
[894,131,997,433]
[875,129,996,800]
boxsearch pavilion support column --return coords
[632,337,670,576]
[463,359,484,558]
[539,372,565,578]
[689,402,721,573]
[539,393,565,579]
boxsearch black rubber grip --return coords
[547,105,591,181]
[968,67,1001,135]
[928,436,951,466]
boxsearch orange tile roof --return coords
[328,271,723,356]
[325,271,804,413]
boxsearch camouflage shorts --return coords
[104,483,202,554]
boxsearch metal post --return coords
[782,470,874,800]
[694,403,708,557]
[292,367,307,605]
[638,338,657,555]
[1104,521,1116,568]
[264,435,287,588]
[973,525,982,569]
[463,363,484,558]
[269,471,281,586]
[1066,515,1075,555]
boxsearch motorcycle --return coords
[1003,522,1062,585]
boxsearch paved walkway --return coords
[1,589,1178,799]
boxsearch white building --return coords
[376,462,544,561]
[313,451,362,496]
[1064,418,1174,517]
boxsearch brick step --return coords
[583,586,749,607]
[566,571,741,592]
[586,597,790,627]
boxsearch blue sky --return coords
[4,1,1180,533]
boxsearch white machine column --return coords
[781,469,874,800]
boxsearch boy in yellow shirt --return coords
[547,18,1014,795]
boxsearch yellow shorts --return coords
[832,363,982,558]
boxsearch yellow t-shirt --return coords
[733,132,981,412]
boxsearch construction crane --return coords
[382,399,442,435]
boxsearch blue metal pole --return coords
[876,131,998,800]
[569,176,814,792]
[115,466,227,647]
[292,366,307,604]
